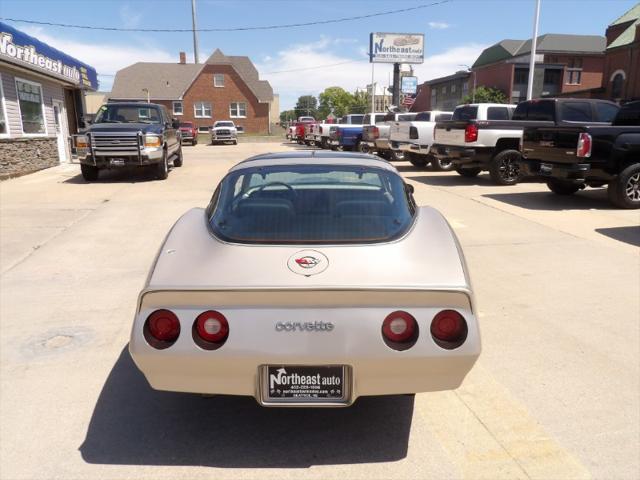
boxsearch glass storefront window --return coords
[16,79,46,134]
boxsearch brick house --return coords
[109,49,274,134]
[471,34,606,104]
[411,70,471,112]
[602,4,639,102]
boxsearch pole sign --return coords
[370,32,424,64]
[0,22,98,90]
[401,76,418,94]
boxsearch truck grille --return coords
[215,129,231,135]
[90,132,141,154]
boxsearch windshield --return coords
[94,105,161,124]
[179,123,193,128]
[215,122,235,127]
[208,164,415,244]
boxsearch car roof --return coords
[229,151,399,173]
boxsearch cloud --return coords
[20,27,175,91]
[256,37,487,110]
[428,21,451,30]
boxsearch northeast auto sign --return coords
[0,22,98,90]
[370,32,425,64]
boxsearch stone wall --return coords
[0,138,59,180]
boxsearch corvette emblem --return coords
[295,256,320,268]
[287,250,329,276]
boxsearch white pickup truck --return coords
[431,103,522,184]
[389,110,453,169]
[360,112,417,160]
[314,114,365,149]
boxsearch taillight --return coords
[464,124,478,143]
[319,126,323,134]
[193,310,229,349]
[144,309,180,349]
[430,310,468,349]
[373,126,380,139]
[576,132,592,158]
[409,126,418,139]
[382,311,418,350]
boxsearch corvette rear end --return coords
[130,152,480,406]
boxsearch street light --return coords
[459,64,476,103]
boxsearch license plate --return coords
[109,158,125,166]
[261,365,348,404]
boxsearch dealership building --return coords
[0,22,98,179]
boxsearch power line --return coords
[0,0,452,33]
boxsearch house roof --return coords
[425,70,470,86]
[607,3,640,50]
[109,49,273,102]
[473,34,606,68]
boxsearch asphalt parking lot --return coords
[0,140,638,480]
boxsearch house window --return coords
[462,82,468,94]
[172,101,183,115]
[214,74,224,87]
[441,85,446,94]
[451,84,457,94]
[194,102,212,118]
[514,69,528,84]
[567,58,583,85]
[15,78,47,135]
[229,102,247,118]
[611,72,625,99]
[0,74,8,137]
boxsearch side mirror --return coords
[406,183,415,194]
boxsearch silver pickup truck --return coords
[360,112,417,160]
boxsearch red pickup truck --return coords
[179,122,198,145]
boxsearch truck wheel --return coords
[387,150,404,162]
[407,152,428,168]
[233,139,238,145]
[489,149,522,185]
[431,156,454,171]
[342,146,354,152]
[455,167,482,178]
[155,150,169,180]
[608,163,640,209]
[357,142,370,154]
[546,179,580,195]
[321,138,329,149]
[173,144,183,167]
[80,164,99,181]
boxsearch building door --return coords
[52,99,70,163]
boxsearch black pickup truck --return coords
[520,100,640,209]
[76,102,182,181]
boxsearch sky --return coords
[1,0,637,110]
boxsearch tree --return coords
[279,109,296,123]
[350,90,370,114]
[461,86,507,104]
[294,95,318,119]
[318,87,353,119]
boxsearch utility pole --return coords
[527,0,541,100]
[191,0,200,64]
[370,62,375,117]
[392,63,400,107]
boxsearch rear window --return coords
[415,112,431,121]
[595,102,620,123]
[434,113,452,122]
[349,115,364,125]
[397,114,417,122]
[560,102,593,122]
[487,107,510,120]
[452,106,478,121]
[208,164,415,244]
[512,101,555,121]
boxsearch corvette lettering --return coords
[275,321,334,332]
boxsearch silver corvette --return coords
[129,151,481,407]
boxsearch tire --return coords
[489,149,522,185]
[431,155,455,171]
[80,163,99,181]
[193,138,198,146]
[608,163,640,209]
[455,167,482,178]
[546,179,581,195]
[407,152,428,168]
[357,142,370,154]
[233,139,238,145]
[342,146,354,152]
[321,138,329,149]
[155,150,169,180]
[387,150,404,162]
[173,144,183,167]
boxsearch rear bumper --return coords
[432,144,493,167]
[130,305,480,406]
[374,139,391,151]
[392,140,430,154]
[519,158,593,182]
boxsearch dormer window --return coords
[214,74,224,87]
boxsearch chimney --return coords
[179,52,186,64]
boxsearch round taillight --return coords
[194,310,229,346]
[430,310,468,349]
[145,309,180,348]
[382,311,418,350]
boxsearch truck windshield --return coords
[208,164,415,244]
[179,123,193,128]
[452,106,478,121]
[215,122,234,127]
[94,105,161,124]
